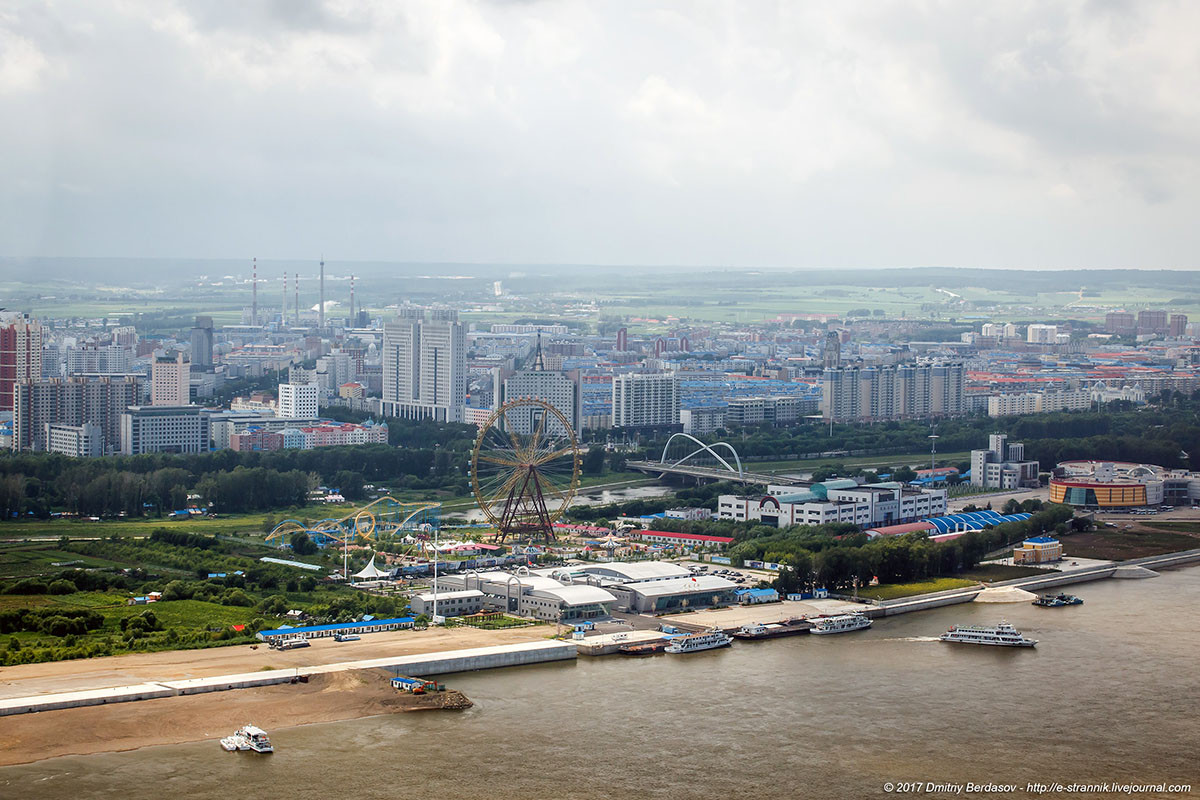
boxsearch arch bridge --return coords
[624,433,778,485]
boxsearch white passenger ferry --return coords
[808,613,872,635]
[939,621,1036,648]
[664,630,733,654]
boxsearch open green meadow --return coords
[853,577,978,601]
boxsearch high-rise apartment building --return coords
[151,353,191,406]
[501,369,581,436]
[65,345,130,375]
[190,316,215,368]
[821,363,965,422]
[612,372,680,429]
[382,309,466,422]
[1169,314,1188,338]
[277,382,319,419]
[1138,309,1168,334]
[0,314,42,413]
[1026,324,1059,344]
[12,375,141,454]
[1105,312,1135,335]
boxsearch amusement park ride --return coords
[471,397,582,544]
[265,497,442,549]
[266,396,581,555]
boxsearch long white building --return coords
[719,481,947,529]
[501,368,581,436]
[382,309,466,422]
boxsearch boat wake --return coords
[889,636,941,643]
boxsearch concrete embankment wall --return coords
[0,640,576,717]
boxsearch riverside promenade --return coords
[876,548,1200,617]
[0,640,576,717]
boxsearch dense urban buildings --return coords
[970,434,1040,489]
[13,375,141,454]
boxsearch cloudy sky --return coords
[1,0,1197,269]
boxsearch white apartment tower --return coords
[382,309,466,422]
[612,372,680,429]
[277,382,319,419]
[151,352,190,406]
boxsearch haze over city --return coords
[3,1,1199,268]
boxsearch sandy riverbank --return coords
[0,670,469,767]
[0,624,546,700]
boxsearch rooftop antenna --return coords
[534,328,546,370]
[319,256,325,330]
[251,257,258,326]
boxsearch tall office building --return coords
[121,406,210,455]
[612,372,680,429]
[190,316,215,368]
[151,353,191,406]
[502,369,581,436]
[277,382,319,419]
[970,434,1039,489]
[822,330,841,368]
[12,375,141,454]
[382,309,466,422]
[0,314,42,413]
[821,363,964,422]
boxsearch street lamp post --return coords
[928,434,940,474]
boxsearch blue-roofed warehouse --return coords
[924,511,1032,535]
[256,616,415,641]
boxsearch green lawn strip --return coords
[854,577,978,601]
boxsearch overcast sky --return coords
[1,1,1197,269]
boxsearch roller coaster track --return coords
[265,496,441,548]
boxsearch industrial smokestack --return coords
[294,272,299,326]
[251,257,258,326]
[350,273,355,325]
[282,272,287,328]
[319,256,325,330]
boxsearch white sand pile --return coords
[1112,565,1160,579]
[973,586,1038,603]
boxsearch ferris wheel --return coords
[470,397,581,543]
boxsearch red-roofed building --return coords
[864,521,936,539]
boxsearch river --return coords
[4,568,1198,800]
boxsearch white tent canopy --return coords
[353,553,390,579]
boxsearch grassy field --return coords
[958,564,1052,582]
[854,577,978,601]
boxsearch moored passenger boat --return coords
[664,630,733,654]
[808,613,872,635]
